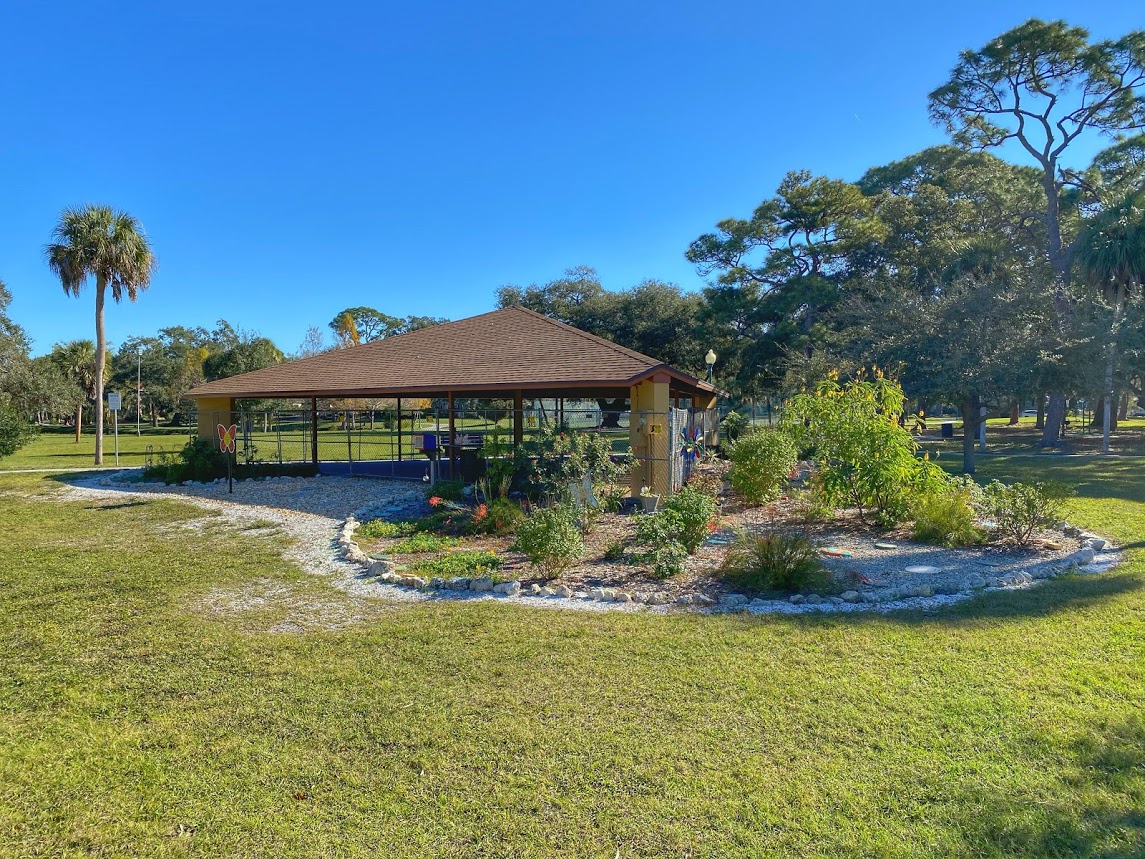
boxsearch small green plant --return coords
[512,505,584,578]
[727,430,799,504]
[662,488,718,553]
[912,485,985,547]
[0,405,37,458]
[718,531,834,594]
[357,519,422,539]
[634,510,689,578]
[391,532,461,553]
[982,481,1071,546]
[603,539,627,561]
[477,498,526,535]
[409,550,503,576]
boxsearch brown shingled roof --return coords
[188,307,719,400]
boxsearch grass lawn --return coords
[0,421,635,471]
[0,459,1142,857]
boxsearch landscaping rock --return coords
[446,577,472,591]
[379,571,402,584]
[493,581,521,596]
[840,590,860,603]
[526,583,541,595]
[553,584,573,598]
[1063,524,1082,537]
[368,559,395,577]
[805,594,823,605]
[539,586,555,597]
[428,577,446,589]
[401,576,427,590]
[1088,537,1106,551]
[469,577,496,592]
[961,573,987,590]
[1073,546,1097,565]
[675,594,695,606]
[694,594,716,607]
[614,592,633,604]
[789,594,805,604]
[720,593,749,606]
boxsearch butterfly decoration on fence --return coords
[680,426,704,462]
[217,423,238,454]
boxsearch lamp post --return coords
[135,347,142,437]
[705,349,717,383]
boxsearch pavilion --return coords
[187,307,720,496]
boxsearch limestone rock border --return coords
[339,512,1119,613]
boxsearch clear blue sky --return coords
[1,1,1140,357]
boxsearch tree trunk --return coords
[75,403,82,443]
[94,278,106,465]
[1008,400,1019,425]
[1036,397,1045,429]
[1043,393,1067,448]
[959,397,979,475]
[1118,391,1129,423]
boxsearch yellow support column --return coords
[195,397,235,442]
[628,374,672,498]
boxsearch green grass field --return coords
[0,420,635,471]
[0,458,1142,857]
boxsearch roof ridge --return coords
[506,306,660,368]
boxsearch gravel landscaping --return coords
[52,470,1123,619]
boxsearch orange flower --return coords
[474,504,488,522]
[428,496,443,507]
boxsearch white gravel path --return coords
[52,470,1123,624]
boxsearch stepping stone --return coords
[819,547,852,558]
[874,542,898,550]
[904,565,939,575]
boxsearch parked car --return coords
[1130,408,1145,418]
[1020,409,1039,417]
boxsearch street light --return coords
[705,349,717,383]
[135,347,142,437]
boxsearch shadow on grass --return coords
[83,500,151,510]
[948,716,1145,857]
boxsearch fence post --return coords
[310,398,319,467]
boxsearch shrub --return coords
[516,423,634,501]
[912,485,985,547]
[409,550,503,576]
[357,519,422,539]
[0,406,37,458]
[144,437,226,483]
[684,467,724,499]
[427,479,466,502]
[718,531,834,594]
[781,372,943,525]
[391,533,460,553]
[634,510,690,578]
[726,430,799,504]
[603,539,627,561]
[662,488,718,553]
[512,505,584,577]
[720,410,749,441]
[982,481,1071,546]
[478,498,526,535]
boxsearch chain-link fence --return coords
[192,404,717,488]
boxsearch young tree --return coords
[50,340,101,443]
[928,19,1145,445]
[45,206,157,463]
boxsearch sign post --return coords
[218,423,237,493]
[107,392,122,466]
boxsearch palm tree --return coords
[46,206,156,464]
[50,340,100,443]
[1076,192,1145,454]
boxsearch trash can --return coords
[941,422,954,439]
[459,447,485,482]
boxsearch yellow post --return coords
[195,397,235,442]
[628,374,671,498]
